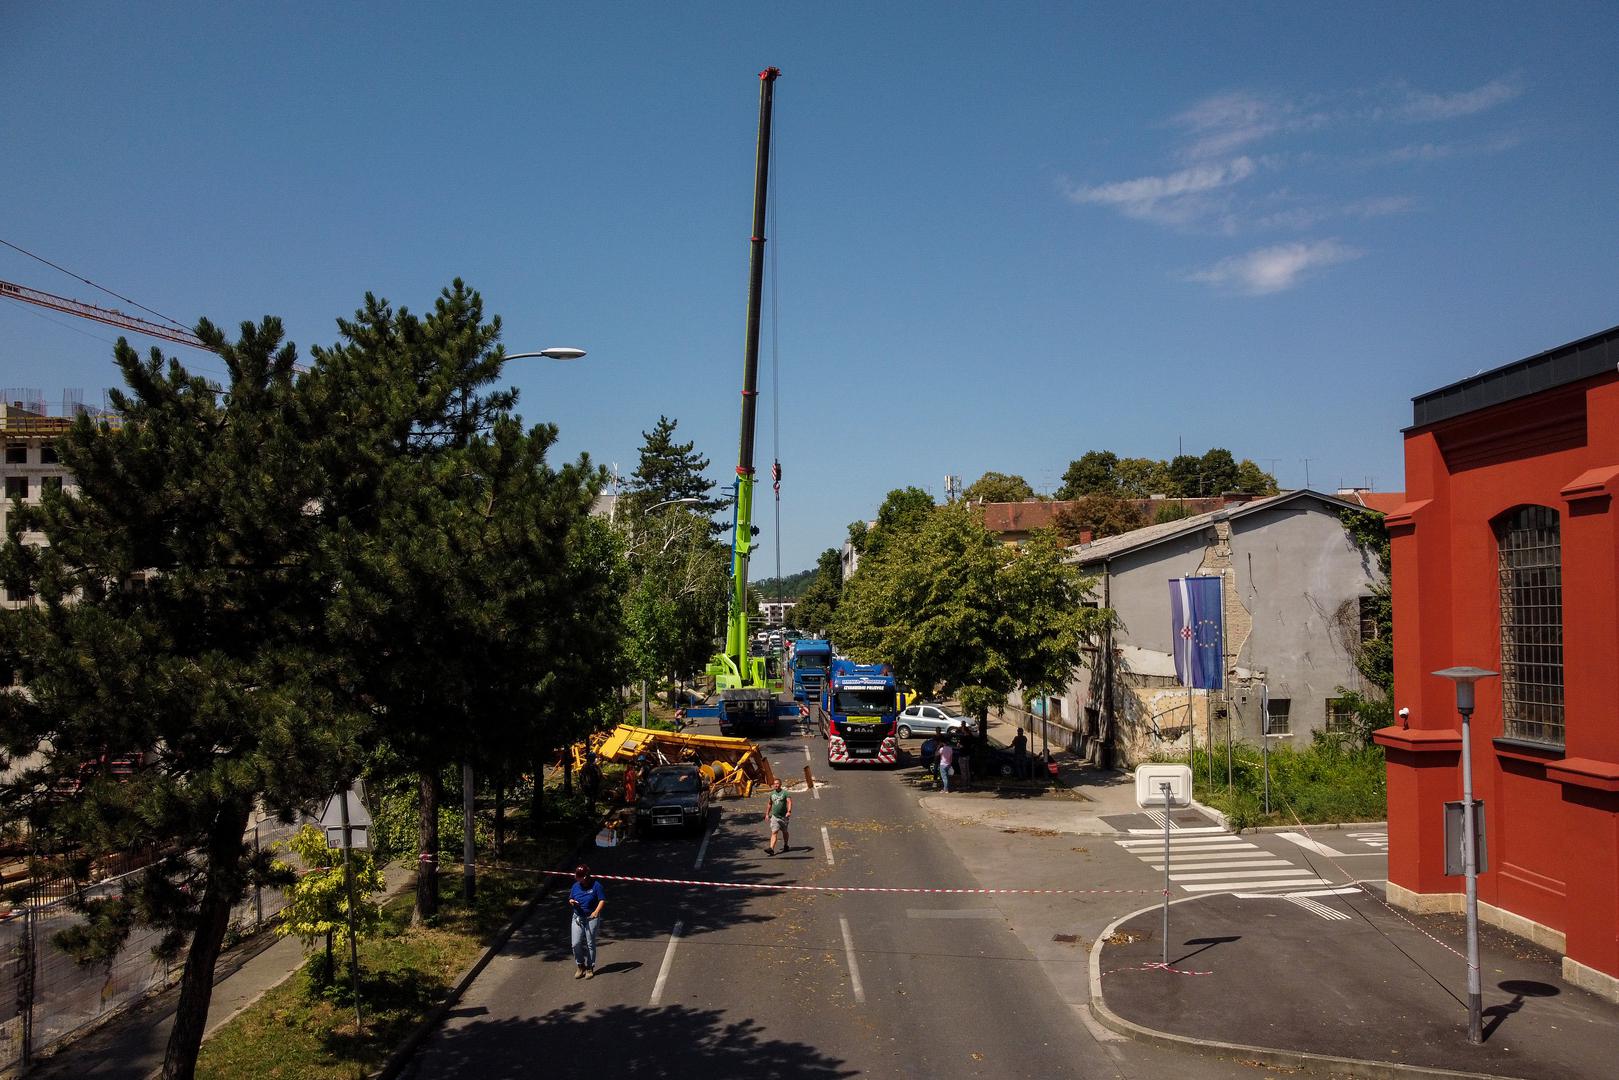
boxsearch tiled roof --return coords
[1067,489,1363,565]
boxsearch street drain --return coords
[1051,933,1079,943]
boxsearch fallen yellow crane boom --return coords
[587,725,776,798]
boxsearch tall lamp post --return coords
[1433,664,1497,1045]
[460,345,586,907]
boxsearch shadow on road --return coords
[411,1001,856,1079]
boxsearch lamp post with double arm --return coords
[460,345,587,907]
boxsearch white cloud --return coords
[1371,132,1522,165]
[1064,156,1255,223]
[1171,91,1330,161]
[1253,194,1417,230]
[1187,239,1362,295]
[1395,76,1523,122]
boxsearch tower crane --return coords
[1,278,212,352]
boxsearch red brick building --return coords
[1376,324,1619,1002]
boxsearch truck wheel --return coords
[896,724,911,740]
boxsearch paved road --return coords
[404,720,1320,1080]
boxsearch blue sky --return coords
[4,3,1616,573]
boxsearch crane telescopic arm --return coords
[712,66,780,691]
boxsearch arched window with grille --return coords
[1495,505,1564,745]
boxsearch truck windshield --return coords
[797,656,829,672]
[649,771,701,794]
[834,690,892,716]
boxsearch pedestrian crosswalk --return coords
[1115,831,1334,893]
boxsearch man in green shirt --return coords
[764,778,792,856]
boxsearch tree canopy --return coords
[831,502,1109,721]
[787,547,844,634]
[963,471,1036,502]
[0,282,625,1080]
[622,415,726,523]
[1052,491,1147,543]
[1059,447,1275,500]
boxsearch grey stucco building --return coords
[1015,490,1386,767]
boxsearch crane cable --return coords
[768,97,784,627]
[0,237,191,333]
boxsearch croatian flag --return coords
[1169,577,1225,690]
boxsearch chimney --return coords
[1080,528,1094,544]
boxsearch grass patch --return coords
[1161,740,1386,831]
[196,799,596,1079]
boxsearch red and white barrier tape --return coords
[478,864,1158,896]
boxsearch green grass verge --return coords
[1160,741,1387,831]
[196,806,593,1079]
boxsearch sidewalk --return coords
[1091,882,1618,1078]
[921,714,1619,1078]
[29,862,415,1080]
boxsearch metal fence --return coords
[0,819,301,1072]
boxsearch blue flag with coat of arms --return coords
[1169,577,1225,690]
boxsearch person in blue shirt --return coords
[568,864,606,979]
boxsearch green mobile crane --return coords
[701,67,792,738]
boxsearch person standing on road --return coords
[1012,727,1028,779]
[568,865,606,979]
[764,778,792,855]
[936,739,955,793]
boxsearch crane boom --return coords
[0,278,210,351]
[708,66,780,694]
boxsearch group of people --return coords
[935,725,1038,790]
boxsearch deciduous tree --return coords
[963,471,1036,502]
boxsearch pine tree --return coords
[623,415,725,521]
[0,321,353,1080]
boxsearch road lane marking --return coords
[1158,851,1279,863]
[1148,860,1295,872]
[1276,831,1347,857]
[693,820,717,869]
[1168,866,1311,881]
[649,920,684,1006]
[1126,825,1226,835]
[1118,834,1247,847]
[1179,877,1328,892]
[821,826,834,865]
[839,916,866,1003]
[905,908,999,919]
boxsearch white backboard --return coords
[1135,764,1193,809]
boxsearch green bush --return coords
[1158,741,1386,827]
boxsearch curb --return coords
[1087,901,1530,1080]
[1190,798,1387,836]
[370,826,597,1080]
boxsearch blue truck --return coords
[788,639,833,703]
[819,659,901,767]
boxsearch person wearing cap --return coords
[568,865,606,979]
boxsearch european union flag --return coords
[1169,577,1225,690]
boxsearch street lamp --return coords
[1433,664,1498,1045]
[460,343,588,906]
[505,347,587,362]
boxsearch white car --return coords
[895,703,971,740]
